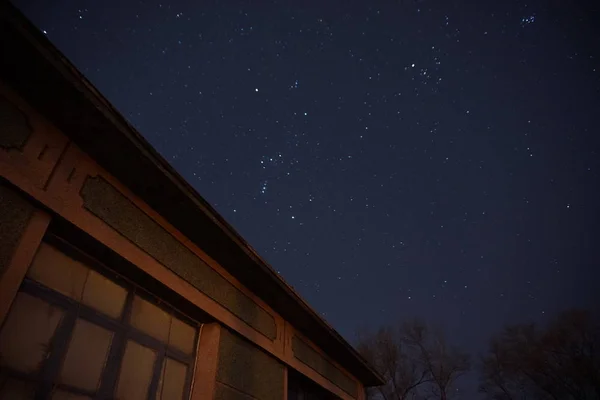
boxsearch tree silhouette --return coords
[479,309,600,400]
[403,320,470,400]
[357,319,470,400]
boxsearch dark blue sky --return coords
[14,0,600,396]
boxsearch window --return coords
[0,240,199,400]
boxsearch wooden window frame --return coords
[0,234,200,400]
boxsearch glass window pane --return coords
[81,270,127,319]
[0,376,35,400]
[156,358,187,400]
[59,319,113,391]
[0,292,64,373]
[130,296,170,341]
[51,390,92,400]
[168,317,196,355]
[115,340,157,400]
[27,243,88,301]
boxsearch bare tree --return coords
[403,320,471,400]
[357,320,470,400]
[479,309,600,400]
[357,325,430,400]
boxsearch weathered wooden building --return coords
[0,3,382,400]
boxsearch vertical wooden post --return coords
[0,209,50,324]
[357,382,366,400]
[190,323,222,400]
[283,366,289,400]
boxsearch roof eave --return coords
[0,2,385,387]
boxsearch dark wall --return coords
[0,93,35,275]
[292,336,357,398]
[288,368,339,400]
[216,328,284,400]
[0,94,32,150]
[0,183,34,277]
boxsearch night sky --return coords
[13,0,600,396]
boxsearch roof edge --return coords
[1,2,384,387]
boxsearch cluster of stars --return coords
[520,15,536,27]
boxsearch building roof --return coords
[0,2,384,387]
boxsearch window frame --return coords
[0,234,200,400]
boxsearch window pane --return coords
[59,319,113,391]
[155,358,187,400]
[81,270,127,318]
[0,292,64,373]
[130,296,170,341]
[168,317,196,355]
[115,340,157,400]
[0,376,35,400]
[27,243,89,301]
[51,390,92,400]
